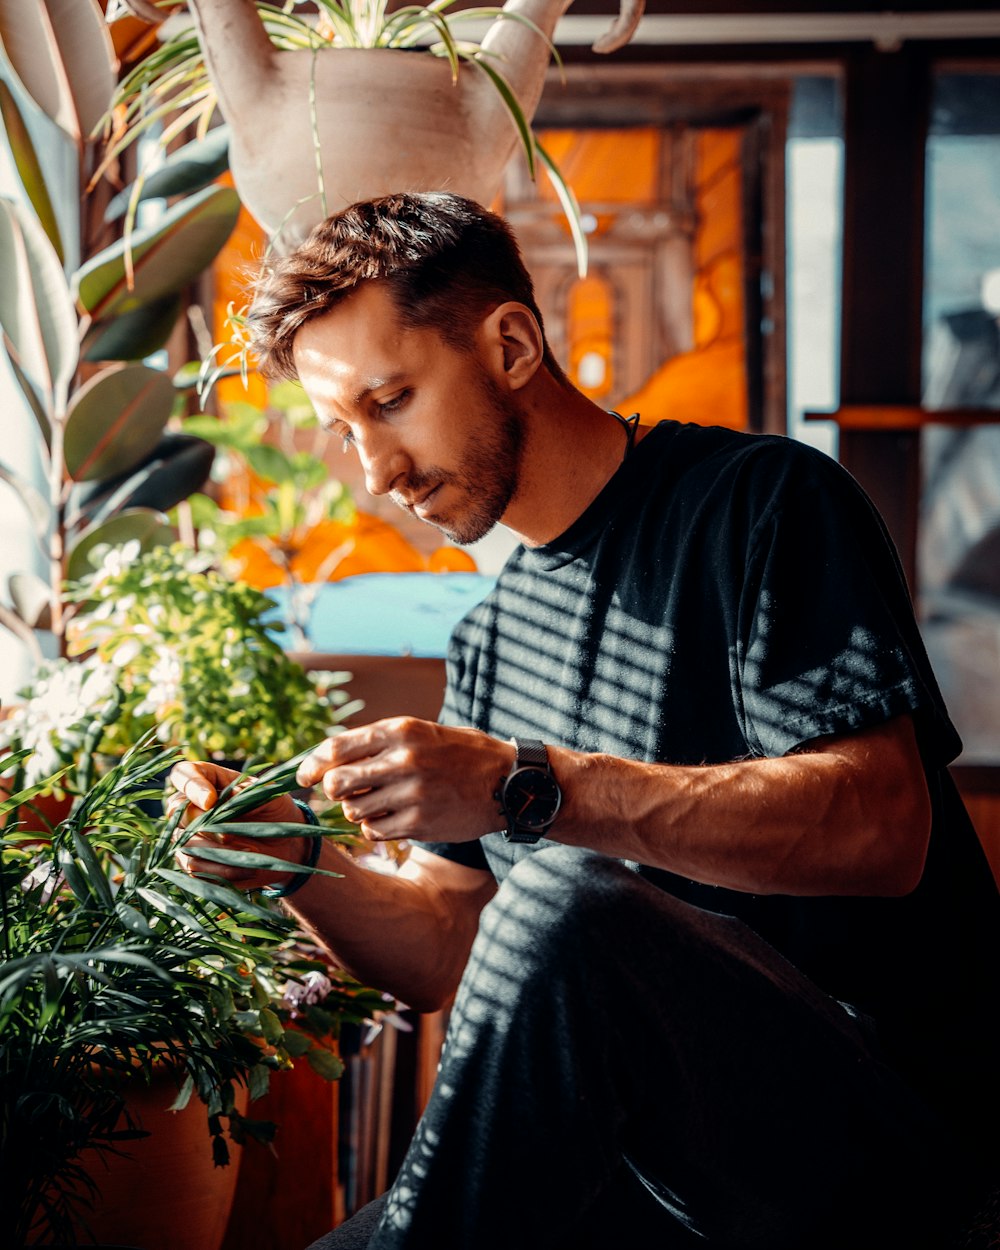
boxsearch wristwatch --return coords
[494,738,562,844]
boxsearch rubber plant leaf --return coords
[0,195,77,417]
[0,79,63,263]
[63,362,175,482]
[8,571,52,630]
[5,350,52,449]
[66,433,215,531]
[73,185,241,323]
[65,507,173,583]
[104,125,231,222]
[0,459,50,536]
[0,0,116,144]
[82,293,183,363]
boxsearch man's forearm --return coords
[286,843,495,1012]
[547,715,931,897]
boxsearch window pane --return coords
[920,70,1000,765]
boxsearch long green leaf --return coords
[0,195,77,415]
[535,138,589,279]
[0,0,116,143]
[186,843,341,880]
[81,294,182,364]
[105,126,231,222]
[0,459,50,535]
[63,362,174,482]
[4,347,51,448]
[0,79,63,262]
[152,866,283,923]
[73,185,241,323]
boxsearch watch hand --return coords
[516,793,536,817]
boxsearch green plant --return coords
[0,735,387,1248]
[51,541,361,762]
[0,0,242,658]
[183,382,357,647]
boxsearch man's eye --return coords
[378,390,409,415]
[339,429,355,453]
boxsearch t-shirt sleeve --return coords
[737,446,962,765]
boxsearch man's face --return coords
[292,283,524,545]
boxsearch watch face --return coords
[503,767,561,831]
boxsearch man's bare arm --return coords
[300,713,931,898]
[168,761,496,1012]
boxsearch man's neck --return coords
[502,379,645,548]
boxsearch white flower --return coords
[132,649,183,717]
[2,659,118,785]
[86,540,142,588]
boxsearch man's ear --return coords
[481,302,543,390]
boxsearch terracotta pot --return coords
[73,1074,249,1250]
[183,0,644,249]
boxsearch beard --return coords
[389,373,525,546]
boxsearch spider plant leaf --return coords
[63,362,175,483]
[73,185,241,324]
[0,79,63,263]
[66,507,173,583]
[0,0,116,144]
[104,126,231,222]
[536,137,589,278]
[0,195,78,417]
[152,865,285,923]
[465,53,534,177]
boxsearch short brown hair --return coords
[247,192,568,383]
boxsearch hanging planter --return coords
[110,0,646,263]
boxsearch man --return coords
[171,192,1000,1249]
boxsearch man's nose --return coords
[357,435,408,497]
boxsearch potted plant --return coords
[0,0,242,663]
[109,0,645,263]
[0,722,389,1250]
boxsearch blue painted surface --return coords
[265,571,497,657]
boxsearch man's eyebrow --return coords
[353,373,407,405]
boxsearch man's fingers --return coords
[296,717,432,786]
[168,762,220,810]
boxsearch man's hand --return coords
[295,717,515,843]
[167,760,310,890]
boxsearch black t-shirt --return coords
[422,420,1000,1156]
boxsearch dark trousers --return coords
[309,847,981,1249]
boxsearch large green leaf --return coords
[105,126,231,222]
[66,433,215,530]
[81,293,182,363]
[0,0,116,143]
[0,195,77,416]
[66,507,173,582]
[0,79,63,263]
[63,362,174,482]
[0,458,50,536]
[5,350,51,448]
[8,570,52,629]
[73,186,241,323]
